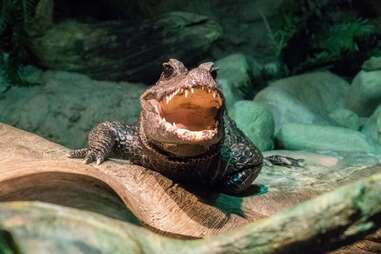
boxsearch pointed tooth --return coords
[173,122,176,128]
[191,88,194,93]
[213,92,216,98]
[185,90,188,97]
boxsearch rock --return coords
[230,100,274,151]
[208,0,290,63]
[362,56,381,71]
[254,72,349,133]
[276,123,381,154]
[345,70,381,116]
[362,105,381,145]
[29,12,222,83]
[0,68,145,148]
[215,54,253,109]
[329,108,361,130]
[103,0,287,63]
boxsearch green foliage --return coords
[272,0,358,56]
[0,0,39,89]
[0,0,38,56]
[271,0,380,74]
[317,18,375,55]
[272,13,299,56]
[0,53,38,93]
[297,17,377,72]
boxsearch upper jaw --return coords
[141,83,224,144]
[158,84,222,104]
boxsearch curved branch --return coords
[186,171,381,254]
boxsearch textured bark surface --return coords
[28,11,222,83]
[0,123,380,253]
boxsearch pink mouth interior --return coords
[159,88,222,131]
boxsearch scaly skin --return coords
[69,113,262,194]
[69,59,299,195]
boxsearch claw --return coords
[295,159,305,167]
[263,159,273,167]
[96,156,104,165]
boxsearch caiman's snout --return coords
[141,59,224,146]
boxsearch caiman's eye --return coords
[211,68,217,80]
[162,63,175,79]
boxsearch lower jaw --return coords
[160,143,212,157]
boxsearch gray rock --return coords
[216,54,253,110]
[262,149,381,192]
[362,105,381,145]
[329,108,361,130]
[362,56,381,71]
[345,70,381,117]
[29,12,222,83]
[276,123,381,154]
[0,69,145,148]
[230,100,274,151]
[254,72,349,133]
[126,0,287,63]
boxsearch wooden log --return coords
[28,11,222,83]
[0,123,380,253]
[0,174,380,253]
[188,172,381,254]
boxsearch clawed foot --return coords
[264,155,304,168]
[68,148,107,165]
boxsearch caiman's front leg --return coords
[218,113,263,195]
[69,121,139,165]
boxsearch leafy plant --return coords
[316,18,375,55]
[270,0,380,75]
[297,16,378,73]
[0,0,39,90]
[0,52,39,93]
[272,13,300,56]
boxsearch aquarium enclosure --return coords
[0,0,381,253]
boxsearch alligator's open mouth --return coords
[161,87,222,131]
[149,86,223,141]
